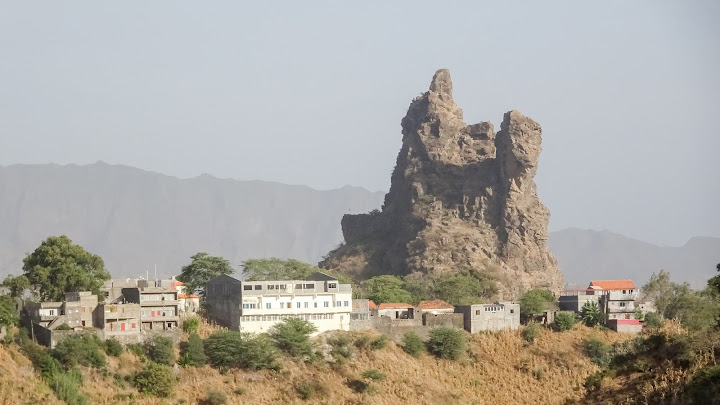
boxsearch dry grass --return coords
[0,343,62,405]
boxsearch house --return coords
[559,289,601,313]
[376,303,416,320]
[349,299,372,331]
[25,291,98,330]
[455,302,520,333]
[561,279,643,333]
[417,299,454,315]
[205,271,352,334]
[121,286,180,331]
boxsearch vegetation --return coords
[204,389,228,405]
[427,327,465,360]
[269,317,316,358]
[177,252,234,296]
[582,335,611,366]
[369,335,388,350]
[147,335,175,365]
[51,334,105,369]
[0,294,19,327]
[103,338,123,357]
[131,362,177,398]
[553,311,577,331]
[580,301,604,327]
[363,275,413,304]
[518,289,555,320]
[241,257,350,283]
[181,333,207,367]
[204,330,279,371]
[19,337,88,404]
[182,317,200,334]
[19,235,110,301]
[328,332,355,363]
[1,274,30,298]
[522,322,542,343]
[361,369,387,381]
[402,331,425,357]
[428,269,497,306]
[644,311,663,329]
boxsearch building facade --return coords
[205,272,352,334]
[455,302,520,333]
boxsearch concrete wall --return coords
[422,312,464,329]
[456,303,520,333]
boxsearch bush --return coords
[584,371,605,392]
[369,336,388,351]
[361,369,386,382]
[104,338,123,357]
[204,389,227,405]
[132,362,177,398]
[402,332,425,358]
[427,327,465,360]
[688,365,720,404]
[126,343,147,359]
[328,333,354,363]
[554,312,577,332]
[583,336,611,366]
[348,379,369,393]
[181,333,207,367]
[354,334,372,349]
[52,334,106,369]
[55,323,72,331]
[22,340,62,379]
[205,331,279,371]
[234,387,246,395]
[47,370,88,405]
[182,317,199,334]
[21,339,87,404]
[269,318,316,358]
[522,323,542,343]
[147,335,175,365]
[644,312,663,329]
[296,382,314,400]
[581,301,604,327]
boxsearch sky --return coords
[1,1,718,247]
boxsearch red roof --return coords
[175,281,184,286]
[368,300,377,309]
[178,293,199,299]
[588,280,636,290]
[378,303,414,310]
[418,299,454,310]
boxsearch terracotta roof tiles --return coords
[588,280,636,290]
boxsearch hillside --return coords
[1,324,627,405]
[0,163,384,279]
[549,228,720,288]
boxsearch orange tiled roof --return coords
[418,299,454,310]
[368,300,377,309]
[175,281,183,286]
[378,303,414,310]
[178,293,199,299]
[588,280,636,290]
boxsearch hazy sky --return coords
[1,1,718,247]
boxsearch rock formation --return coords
[320,69,563,298]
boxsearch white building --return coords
[205,272,352,334]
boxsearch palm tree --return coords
[581,301,604,327]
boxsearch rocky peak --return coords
[321,70,563,298]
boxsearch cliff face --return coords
[321,69,563,297]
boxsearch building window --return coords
[344,301,349,306]
[243,285,252,291]
[622,290,626,294]
[510,309,515,314]
[296,302,301,308]
[323,302,329,307]
[304,302,309,308]
[304,284,315,289]
[132,323,136,329]
[279,284,286,289]
[336,301,341,307]
[475,310,481,315]
[265,303,271,309]
[280,302,284,309]
[329,283,337,288]
[314,302,318,308]
[254,285,262,290]
[295,284,303,289]
[268,285,275,290]
[620,302,626,307]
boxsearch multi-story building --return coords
[205,272,352,334]
[455,302,520,333]
[122,286,179,331]
[25,291,98,329]
[561,279,642,333]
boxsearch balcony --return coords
[139,300,179,307]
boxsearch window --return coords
[314,302,318,308]
[280,303,284,309]
[296,302,301,308]
[279,284,286,289]
[476,310,481,315]
[622,290,626,294]
[510,309,515,314]
[323,302,329,307]
[254,285,262,290]
[304,284,315,289]
[620,302,626,307]
[265,303,271,309]
[295,284,303,289]
[132,323,136,329]
[243,285,252,291]
[304,302,309,308]
[329,283,337,288]
[344,301,349,306]
[336,301,341,307]
[268,285,275,290]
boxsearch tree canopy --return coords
[2,274,30,298]
[177,252,234,296]
[0,294,19,328]
[519,289,555,318]
[242,258,350,283]
[363,275,413,304]
[21,235,110,301]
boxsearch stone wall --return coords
[422,312,464,329]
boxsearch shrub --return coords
[584,371,605,392]
[47,370,88,405]
[204,389,227,405]
[688,365,720,404]
[354,334,372,349]
[132,362,177,398]
[55,323,72,331]
[126,343,147,359]
[328,333,354,362]
[22,340,62,379]
[581,301,604,327]
[402,332,425,358]
[532,368,544,380]
[644,312,663,329]
[52,334,105,369]
[269,318,317,358]
[348,379,369,393]
[583,336,611,366]
[147,335,175,365]
[554,311,577,332]
[361,369,386,381]
[181,333,207,367]
[296,382,314,400]
[522,323,542,343]
[369,336,388,350]
[427,327,465,360]
[205,331,279,371]
[234,387,246,395]
[182,317,199,334]
[104,338,123,357]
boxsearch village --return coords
[12,271,656,349]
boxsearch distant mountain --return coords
[548,228,720,289]
[0,163,385,279]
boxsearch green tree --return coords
[182,333,207,367]
[146,335,175,365]
[554,311,577,332]
[104,338,123,357]
[2,274,30,298]
[431,269,497,306]
[426,327,465,360]
[519,289,555,320]
[177,252,234,296]
[269,317,317,358]
[204,331,279,371]
[644,312,663,329]
[132,362,177,398]
[51,334,106,369]
[709,263,720,296]
[581,301,604,327]
[242,258,350,283]
[21,236,110,301]
[642,270,674,318]
[402,332,425,358]
[364,275,413,304]
[182,317,199,334]
[0,294,19,328]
